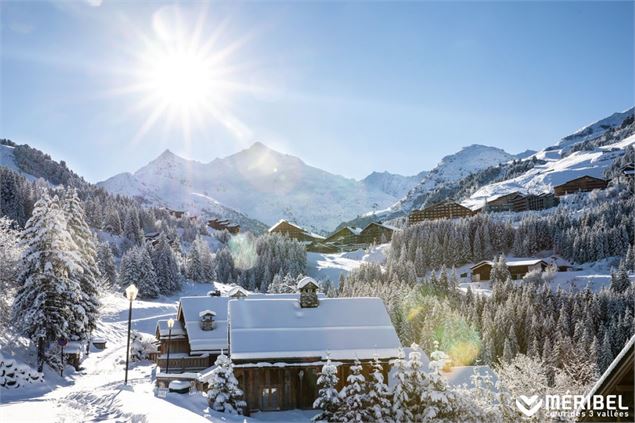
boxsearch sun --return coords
[116,5,260,146]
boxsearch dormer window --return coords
[199,310,216,331]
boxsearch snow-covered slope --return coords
[99,143,399,232]
[361,170,426,198]
[558,107,634,149]
[390,144,514,213]
[463,132,635,209]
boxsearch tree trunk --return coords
[37,338,45,372]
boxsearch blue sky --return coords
[1,1,633,182]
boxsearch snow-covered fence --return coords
[0,353,44,389]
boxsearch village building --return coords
[408,201,476,224]
[511,192,559,212]
[207,218,240,234]
[268,220,325,243]
[154,278,401,414]
[553,175,609,196]
[481,192,525,213]
[229,278,401,413]
[357,222,396,244]
[470,259,548,281]
[323,226,362,247]
[580,335,634,422]
[164,208,186,219]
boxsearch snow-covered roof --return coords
[268,219,303,233]
[226,286,249,297]
[156,319,186,338]
[199,309,216,317]
[177,296,230,352]
[582,335,634,409]
[297,276,318,290]
[471,259,547,269]
[228,297,401,361]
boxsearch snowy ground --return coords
[0,281,317,422]
[306,243,389,285]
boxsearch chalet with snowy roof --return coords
[268,219,325,243]
[470,259,548,282]
[580,335,634,421]
[553,175,608,196]
[357,222,396,244]
[207,218,240,234]
[164,208,185,219]
[323,226,362,246]
[408,201,476,224]
[229,278,401,413]
[155,278,401,414]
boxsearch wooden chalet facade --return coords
[207,218,240,234]
[268,220,325,243]
[408,201,476,224]
[554,175,608,196]
[323,226,362,247]
[482,192,525,213]
[580,335,634,422]
[357,222,395,245]
[154,278,401,415]
[512,192,559,212]
[471,259,548,281]
[165,209,185,219]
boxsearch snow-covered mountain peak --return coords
[559,107,634,149]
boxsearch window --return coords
[260,386,280,410]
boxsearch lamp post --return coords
[166,318,174,374]
[124,284,138,385]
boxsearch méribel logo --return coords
[516,395,543,417]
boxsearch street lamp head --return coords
[125,284,138,301]
[167,318,175,329]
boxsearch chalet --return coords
[482,192,525,213]
[165,209,186,219]
[470,259,548,282]
[229,278,401,413]
[579,335,634,422]
[357,222,395,244]
[323,226,362,246]
[154,278,401,415]
[511,192,559,212]
[268,220,325,243]
[553,175,608,196]
[207,218,240,234]
[408,201,475,224]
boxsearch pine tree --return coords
[312,357,341,422]
[119,246,159,298]
[367,355,393,423]
[12,195,84,371]
[405,343,425,418]
[206,353,246,415]
[419,344,461,422]
[97,242,117,288]
[63,189,101,340]
[391,348,414,423]
[123,208,143,245]
[610,262,631,293]
[338,358,370,423]
[150,233,181,294]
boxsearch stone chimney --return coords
[297,277,319,308]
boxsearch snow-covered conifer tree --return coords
[123,208,143,245]
[338,358,370,423]
[391,348,413,422]
[206,353,246,415]
[97,242,117,288]
[63,189,101,340]
[367,355,393,423]
[150,233,181,294]
[12,195,84,371]
[312,357,341,422]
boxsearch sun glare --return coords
[115,4,260,146]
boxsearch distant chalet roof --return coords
[227,286,249,297]
[268,219,326,240]
[470,258,547,270]
[361,221,398,232]
[297,276,319,290]
[229,297,401,361]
